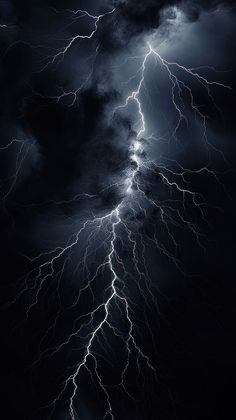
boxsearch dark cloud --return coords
[111,0,236,40]
[0,1,236,419]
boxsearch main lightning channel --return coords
[2,14,230,420]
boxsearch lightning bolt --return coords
[41,7,116,70]
[2,9,231,420]
[0,138,33,202]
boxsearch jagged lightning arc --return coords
[1,6,230,420]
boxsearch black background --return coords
[0,1,236,419]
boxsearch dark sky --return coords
[0,1,236,420]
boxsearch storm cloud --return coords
[0,1,236,419]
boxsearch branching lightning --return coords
[0,138,33,201]
[2,6,230,420]
[41,7,116,71]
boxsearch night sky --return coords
[0,1,236,419]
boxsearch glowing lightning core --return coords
[2,9,230,420]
